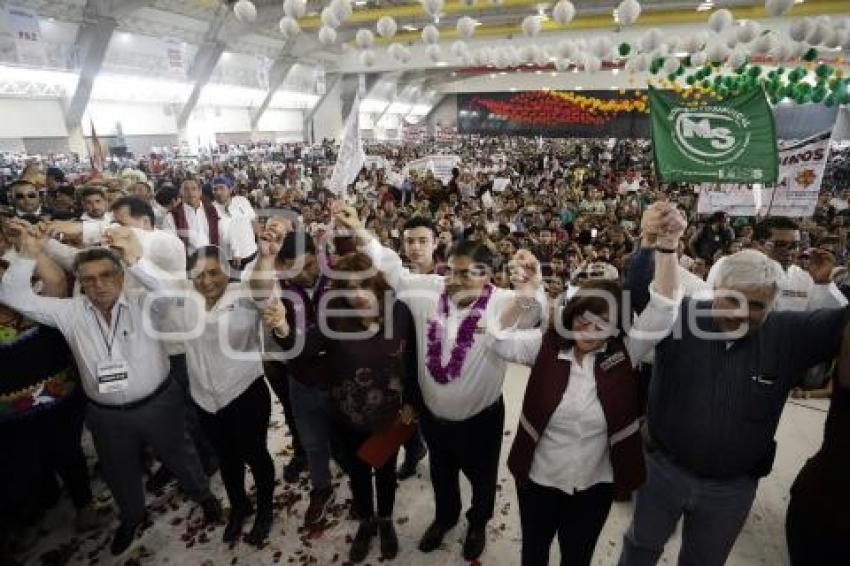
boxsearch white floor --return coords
[17,364,828,566]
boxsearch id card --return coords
[97,359,129,394]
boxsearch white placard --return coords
[7,5,47,66]
[492,178,510,192]
[402,154,461,184]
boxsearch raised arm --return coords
[806,249,848,310]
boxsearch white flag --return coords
[329,95,365,197]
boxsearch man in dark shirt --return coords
[688,212,734,261]
[619,248,850,566]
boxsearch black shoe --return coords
[397,446,426,481]
[377,517,399,560]
[244,509,273,547]
[283,455,305,483]
[304,487,334,526]
[349,519,377,563]
[418,520,456,553]
[145,466,174,493]
[462,523,487,561]
[110,521,140,556]
[222,504,253,544]
[201,497,222,524]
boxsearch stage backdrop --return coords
[457,90,650,138]
[456,91,840,140]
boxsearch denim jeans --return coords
[618,451,757,566]
[288,376,332,491]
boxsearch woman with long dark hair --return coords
[492,206,684,566]
[265,252,420,564]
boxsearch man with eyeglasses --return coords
[8,180,48,218]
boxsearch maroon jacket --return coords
[508,330,646,493]
[170,200,221,253]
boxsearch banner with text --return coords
[697,130,832,217]
[402,154,461,183]
[7,5,47,66]
[650,87,778,184]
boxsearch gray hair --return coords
[72,247,123,275]
[712,249,784,293]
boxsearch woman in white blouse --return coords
[494,204,684,566]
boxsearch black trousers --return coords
[786,492,846,566]
[0,391,92,529]
[197,379,275,513]
[170,354,217,472]
[517,480,613,566]
[334,420,398,519]
[264,361,305,461]
[420,398,505,527]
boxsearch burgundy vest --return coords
[170,199,221,252]
[508,330,646,493]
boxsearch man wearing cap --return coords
[211,176,258,226]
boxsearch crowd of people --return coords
[1,135,849,566]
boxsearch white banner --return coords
[329,95,365,197]
[402,154,461,184]
[163,37,185,74]
[363,155,388,170]
[7,5,47,66]
[697,130,832,217]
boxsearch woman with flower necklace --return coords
[265,252,420,563]
[492,203,685,566]
[333,204,544,562]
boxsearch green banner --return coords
[649,87,779,183]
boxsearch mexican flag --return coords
[649,86,779,184]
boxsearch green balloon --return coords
[701,79,711,89]
[713,74,723,84]
[812,88,827,103]
[676,67,686,76]
[683,55,692,68]
[767,70,777,80]
[815,63,831,78]
[825,94,836,107]
[798,82,812,94]
[667,73,678,82]
[618,42,631,57]
[770,95,780,105]
[803,48,819,62]
[747,66,762,78]
[717,86,729,98]
[686,75,696,85]
[723,76,735,88]
[776,67,786,75]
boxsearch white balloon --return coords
[494,48,511,68]
[706,40,730,63]
[691,50,708,67]
[554,58,571,71]
[318,25,337,45]
[421,0,444,17]
[451,40,469,58]
[331,0,353,22]
[522,15,543,37]
[557,40,576,59]
[789,18,813,42]
[360,50,376,67]
[806,21,830,45]
[728,47,748,68]
[824,28,841,48]
[355,29,375,49]
[583,54,602,72]
[640,28,663,52]
[457,16,477,39]
[841,29,850,50]
[376,16,397,38]
[708,8,734,33]
[552,0,576,25]
[616,0,641,26]
[388,42,405,59]
[662,56,680,75]
[632,53,650,72]
[507,46,522,67]
[751,32,776,54]
[422,24,440,45]
[591,37,614,59]
[321,6,340,28]
[736,20,761,43]
[769,40,792,61]
[233,0,257,23]
[726,31,740,49]
[427,44,442,62]
[681,33,706,54]
[521,45,540,64]
[279,16,301,38]
[283,0,307,19]
[765,0,795,17]
[535,48,550,66]
[399,47,413,63]
[650,44,670,59]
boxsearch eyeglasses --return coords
[769,240,800,250]
[14,192,39,200]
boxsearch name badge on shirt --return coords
[97,359,129,394]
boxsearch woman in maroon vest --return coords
[494,204,684,566]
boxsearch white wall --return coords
[0,99,68,138]
[256,108,303,137]
[84,101,177,136]
[310,78,342,143]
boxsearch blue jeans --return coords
[618,452,757,566]
[288,377,332,491]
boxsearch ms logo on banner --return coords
[671,109,752,165]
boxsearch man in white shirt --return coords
[212,176,257,223]
[334,204,544,562]
[78,187,114,247]
[0,235,220,556]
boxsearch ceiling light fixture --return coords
[696,1,714,12]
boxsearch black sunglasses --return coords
[15,192,39,199]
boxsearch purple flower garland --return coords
[426,284,494,385]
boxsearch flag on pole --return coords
[649,86,778,184]
[89,119,105,172]
[329,95,365,198]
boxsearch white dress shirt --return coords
[128,258,265,413]
[364,239,545,421]
[492,285,682,493]
[214,195,256,221]
[706,258,847,311]
[80,212,114,247]
[0,258,170,406]
[163,204,257,261]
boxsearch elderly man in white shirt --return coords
[0,232,220,557]
[108,230,276,547]
[334,203,545,562]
